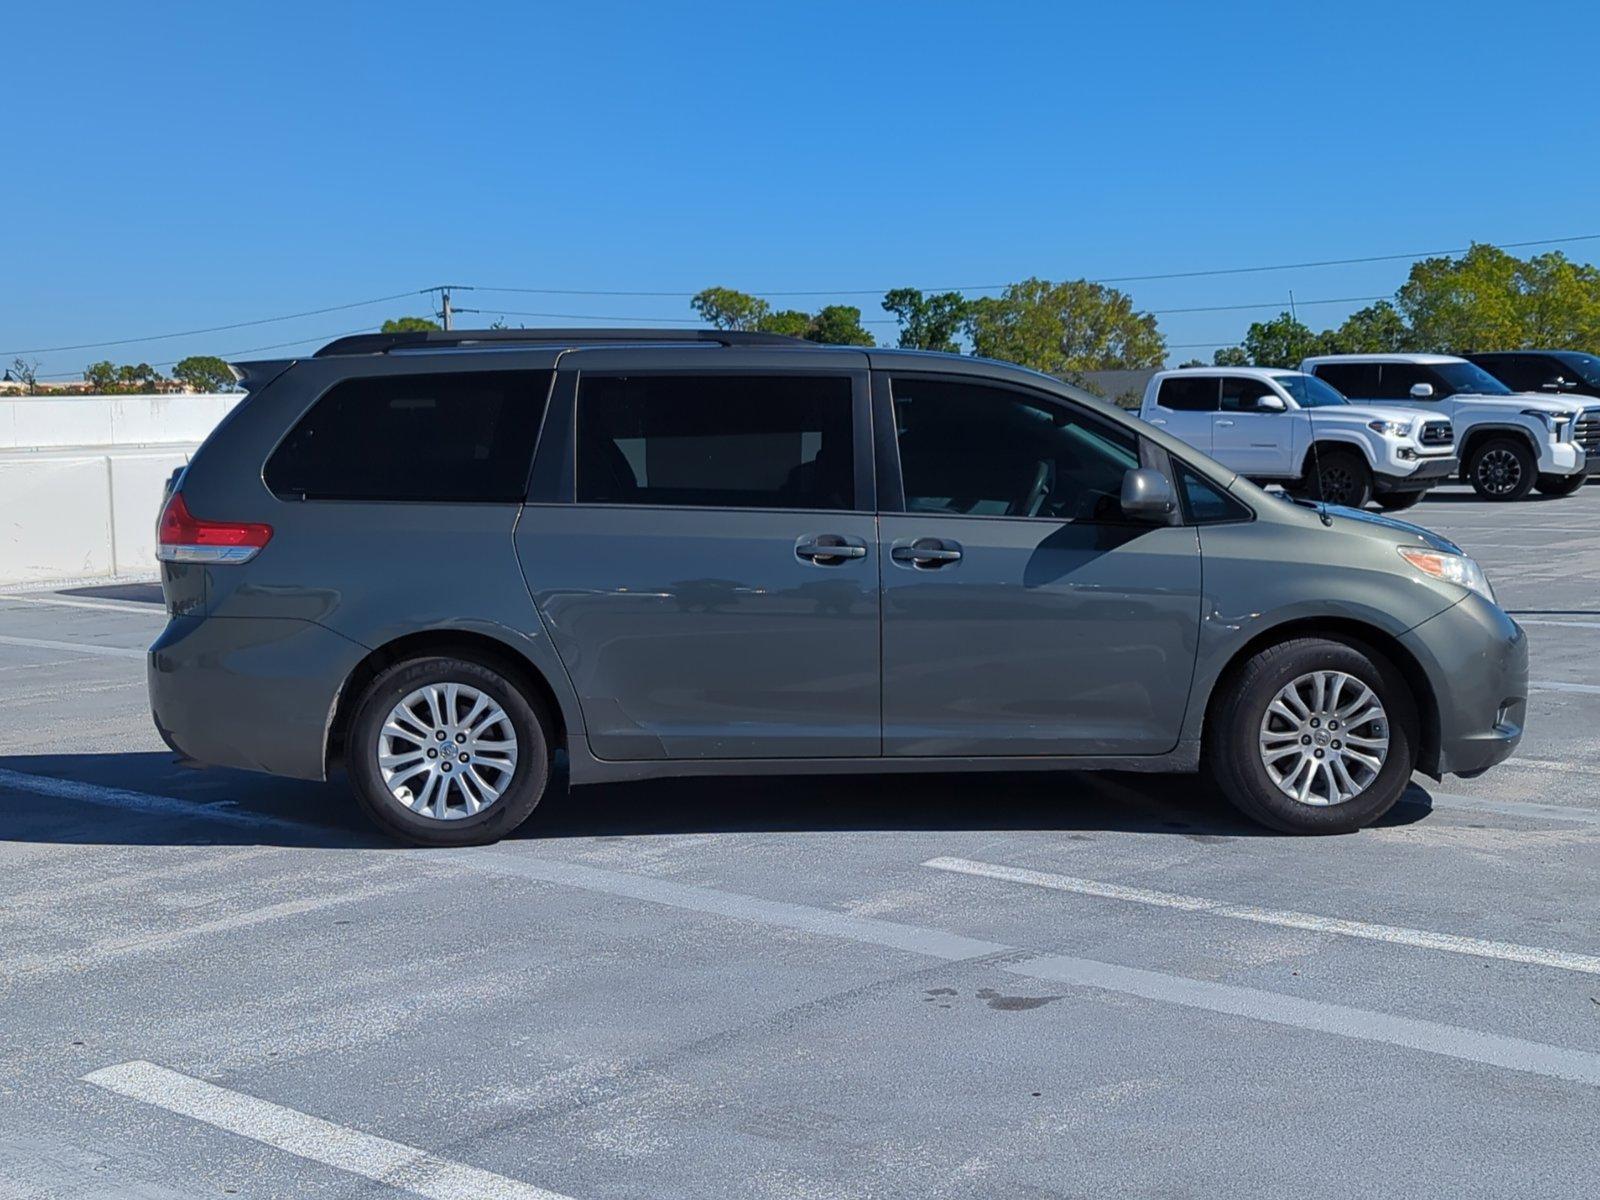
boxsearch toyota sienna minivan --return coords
[149,329,1527,844]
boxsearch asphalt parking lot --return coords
[1,481,1597,1200]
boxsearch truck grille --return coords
[1576,408,1600,455]
[1419,419,1453,447]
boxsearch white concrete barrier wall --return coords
[0,394,240,586]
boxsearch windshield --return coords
[1559,352,1600,387]
[1434,361,1512,395]
[1273,372,1349,408]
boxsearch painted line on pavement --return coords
[1530,679,1600,695]
[0,592,162,616]
[0,634,144,660]
[83,1061,575,1200]
[1517,619,1600,631]
[0,766,312,835]
[1411,790,1600,827]
[443,848,1600,1088]
[922,856,1600,976]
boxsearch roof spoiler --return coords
[229,359,296,390]
[313,328,819,357]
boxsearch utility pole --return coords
[424,284,475,332]
[1288,290,1298,322]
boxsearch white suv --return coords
[1300,353,1591,501]
[1138,367,1456,510]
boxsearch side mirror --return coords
[1410,382,1435,399]
[1121,467,1176,522]
[1252,394,1287,413]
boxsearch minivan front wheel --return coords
[1205,637,1416,834]
[348,656,551,846]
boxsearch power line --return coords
[2,289,430,356]
[470,233,1600,298]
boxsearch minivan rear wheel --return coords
[1205,637,1416,834]
[348,655,551,846]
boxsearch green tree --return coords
[172,355,234,393]
[760,309,813,338]
[84,361,167,393]
[1322,300,1413,354]
[963,278,1165,374]
[1234,312,1330,369]
[380,315,442,333]
[805,304,875,346]
[690,287,770,331]
[882,288,968,352]
[1211,346,1250,366]
[1398,244,1600,352]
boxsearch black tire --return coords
[1303,448,1373,509]
[1374,491,1423,512]
[347,655,551,846]
[1535,470,1588,498]
[1204,636,1418,835]
[1466,436,1536,501]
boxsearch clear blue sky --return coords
[7,0,1600,380]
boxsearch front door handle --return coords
[1216,419,1236,427]
[796,535,867,565]
[891,538,963,568]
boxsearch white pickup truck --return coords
[1138,367,1457,510]
[1300,353,1592,501]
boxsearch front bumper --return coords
[1400,594,1528,778]
[149,615,368,781]
[1375,455,1458,494]
[1536,440,1586,476]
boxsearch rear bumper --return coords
[1375,456,1458,493]
[148,615,368,781]
[1400,595,1528,778]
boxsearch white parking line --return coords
[0,592,162,616]
[0,766,311,835]
[1517,619,1600,631]
[1418,790,1600,827]
[442,849,1600,1088]
[1531,679,1600,695]
[0,634,144,660]
[83,1061,575,1200]
[922,856,1600,976]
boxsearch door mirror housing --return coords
[1409,382,1435,399]
[1251,394,1287,413]
[1120,468,1176,522]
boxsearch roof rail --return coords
[313,328,820,357]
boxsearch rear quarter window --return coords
[1155,376,1220,411]
[264,371,551,502]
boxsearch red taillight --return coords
[157,492,273,564]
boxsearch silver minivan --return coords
[149,329,1527,844]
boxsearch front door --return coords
[877,373,1203,757]
[516,365,881,760]
[1214,374,1295,477]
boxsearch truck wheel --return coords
[1466,437,1536,500]
[347,655,552,847]
[1204,637,1417,834]
[1535,470,1588,498]
[1374,492,1423,512]
[1305,449,1372,508]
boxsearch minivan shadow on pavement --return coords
[0,752,1429,849]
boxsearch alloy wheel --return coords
[1257,670,1389,806]
[1476,448,1524,497]
[377,683,519,820]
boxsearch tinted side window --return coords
[1311,363,1379,396]
[1176,462,1251,524]
[1220,376,1279,412]
[1374,363,1436,400]
[1472,355,1530,390]
[890,377,1139,522]
[576,374,855,511]
[264,371,550,502]
[1156,376,1220,411]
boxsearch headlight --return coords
[1398,545,1495,603]
[1522,408,1573,440]
[1367,420,1411,436]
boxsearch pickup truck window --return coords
[1220,376,1280,412]
[1311,362,1380,396]
[1156,376,1219,411]
[1430,362,1512,396]
[1272,373,1349,408]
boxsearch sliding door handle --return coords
[796,536,867,564]
[891,538,963,568]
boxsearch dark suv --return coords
[150,329,1527,843]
